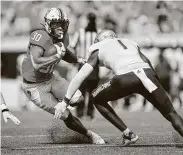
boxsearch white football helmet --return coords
[94,29,117,43]
[44,8,69,39]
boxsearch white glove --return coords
[78,58,87,65]
[2,111,21,125]
[54,100,69,120]
[54,42,66,58]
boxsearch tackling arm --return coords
[64,49,99,102]
[30,45,60,70]
[65,63,94,100]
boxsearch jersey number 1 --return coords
[117,40,127,49]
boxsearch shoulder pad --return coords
[29,30,53,50]
[88,43,98,53]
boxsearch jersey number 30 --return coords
[31,32,42,42]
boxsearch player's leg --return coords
[92,75,139,145]
[51,74,84,105]
[92,80,127,132]
[51,75,105,144]
[86,79,99,119]
[140,69,183,137]
[22,81,104,144]
[76,80,86,118]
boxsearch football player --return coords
[21,8,104,144]
[56,30,183,146]
[1,92,21,125]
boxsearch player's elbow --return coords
[33,64,40,70]
[30,55,42,70]
[31,61,41,70]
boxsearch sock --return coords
[123,128,130,136]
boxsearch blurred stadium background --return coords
[1,1,183,154]
[1,0,183,112]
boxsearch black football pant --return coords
[92,68,183,137]
[76,78,99,119]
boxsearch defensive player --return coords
[56,30,183,146]
[1,92,21,125]
[21,8,104,144]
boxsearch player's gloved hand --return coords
[77,58,87,66]
[54,42,66,58]
[2,111,21,126]
[54,100,69,120]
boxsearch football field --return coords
[1,109,183,155]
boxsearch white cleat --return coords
[87,130,105,144]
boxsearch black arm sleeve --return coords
[137,46,160,81]
[87,49,99,68]
[62,48,78,63]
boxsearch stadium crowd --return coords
[1,1,183,118]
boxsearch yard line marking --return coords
[1,131,177,138]
[1,135,47,138]
[1,143,183,150]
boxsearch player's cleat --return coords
[87,130,105,144]
[122,131,138,146]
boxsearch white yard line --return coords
[1,143,183,151]
[1,131,176,138]
[1,135,47,138]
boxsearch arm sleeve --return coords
[87,49,99,68]
[63,32,70,48]
[62,48,78,63]
[69,31,79,49]
[1,92,8,111]
[1,93,6,105]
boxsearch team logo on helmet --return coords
[44,8,69,39]
[94,29,117,43]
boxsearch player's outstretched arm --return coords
[30,45,61,70]
[1,93,21,125]
[54,49,99,119]
[54,63,94,119]
[62,48,86,65]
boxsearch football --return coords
[43,42,63,57]
[44,45,57,57]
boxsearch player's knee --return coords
[166,111,183,129]
[91,92,105,105]
[64,113,76,128]
[59,109,70,120]
[70,90,84,106]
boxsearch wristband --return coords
[1,104,9,112]
[2,109,9,113]
[63,96,70,105]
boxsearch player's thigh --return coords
[92,74,135,103]
[140,72,174,117]
[51,74,69,101]
[38,92,58,114]
[22,84,57,115]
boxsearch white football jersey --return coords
[88,38,150,75]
